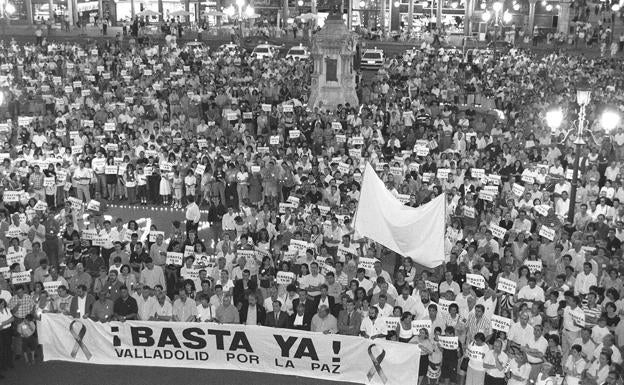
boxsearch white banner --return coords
[539,225,555,241]
[357,257,378,271]
[40,314,420,384]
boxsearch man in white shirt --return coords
[354,268,374,295]
[374,294,394,318]
[517,278,545,305]
[593,334,622,364]
[508,311,534,349]
[140,257,166,291]
[222,207,237,235]
[396,286,419,315]
[439,271,460,296]
[185,196,201,234]
[299,262,325,297]
[359,307,387,339]
[574,262,597,296]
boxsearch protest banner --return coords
[488,224,507,240]
[463,206,476,219]
[3,190,22,203]
[425,281,438,292]
[40,314,421,384]
[276,271,295,285]
[438,336,458,350]
[491,315,512,332]
[149,231,165,243]
[471,168,485,180]
[6,250,25,267]
[44,281,63,296]
[11,270,31,285]
[523,260,542,274]
[496,278,517,294]
[358,257,378,271]
[166,252,184,266]
[437,299,456,314]
[270,136,280,145]
[382,317,400,330]
[411,319,432,333]
[466,344,486,361]
[539,225,556,241]
[512,183,525,197]
[466,274,486,289]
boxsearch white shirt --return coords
[508,322,534,347]
[186,202,200,224]
[574,272,597,295]
[77,295,87,316]
[299,273,325,296]
[360,316,388,338]
[197,304,216,321]
[526,335,548,364]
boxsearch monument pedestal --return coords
[308,17,359,110]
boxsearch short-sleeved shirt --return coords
[8,294,35,319]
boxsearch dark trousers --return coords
[0,328,12,370]
[484,374,506,385]
[185,220,199,236]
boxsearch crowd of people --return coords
[0,31,622,385]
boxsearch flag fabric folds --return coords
[354,163,446,268]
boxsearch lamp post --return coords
[546,87,621,223]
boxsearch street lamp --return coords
[546,86,621,223]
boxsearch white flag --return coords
[354,163,446,268]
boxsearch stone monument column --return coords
[308,12,359,109]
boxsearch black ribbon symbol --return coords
[367,344,388,384]
[69,320,92,360]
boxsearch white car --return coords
[286,45,310,60]
[252,44,278,59]
[360,48,384,70]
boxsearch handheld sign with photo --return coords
[466,273,486,289]
[86,200,101,212]
[491,315,512,332]
[539,225,556,241]
[438,336,459,350]
[166,252,184,266]
[497,277,517,294]
[276,271,295,285]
